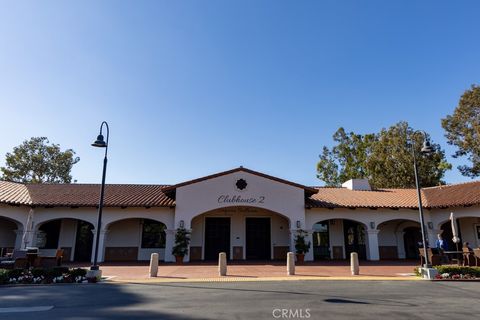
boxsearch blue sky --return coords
[0,1,479,186]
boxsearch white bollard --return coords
[218,252,227,276]
[350,252,359,275]
[149,253,159,277]
[287,252,295,276]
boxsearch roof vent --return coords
[342,179,371,191]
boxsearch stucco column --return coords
[91,229,108,263]
[366,229,380,261]
[429,229,442,249]
[289,229,296,258]
[13,229,25,249]
[305,230,314,262]
[425,228,438,249]
[164,229,175,262]
[396,231,406,259]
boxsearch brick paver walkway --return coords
[68,260,419,282]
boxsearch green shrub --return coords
[31,268,47,278]
[413,267,421,277]
[7,269,24,279]
[434,266,480,277]
[68,268,87,278]
[0,269,9,284]
[0,267,88,285]
[49,266,69,277]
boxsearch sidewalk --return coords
[69,260,420,283]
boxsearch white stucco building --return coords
[1,167,479,263]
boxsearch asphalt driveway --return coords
[1,280,479,320]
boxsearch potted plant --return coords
[294,229,311,263]
[172,227,191,264]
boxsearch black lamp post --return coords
[90,121,109,271]
[410,130,434,268]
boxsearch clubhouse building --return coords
[1,167,480,263]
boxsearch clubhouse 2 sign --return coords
[217,195,265,204]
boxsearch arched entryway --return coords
[35,218,94,262]
[376,219,421,260]
[104,218,167,262]
[190,206,291,261]
[0,217,22,256]
[439,216,480,251]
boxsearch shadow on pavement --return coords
[0,283,203,320]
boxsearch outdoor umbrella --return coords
[450,212,460,250]
[21,209,34,249]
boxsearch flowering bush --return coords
[0,268,88,285]
[415,266,480,280]
[426,266,480,280]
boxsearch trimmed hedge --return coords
[434,266,480,277]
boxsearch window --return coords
[38,220,61,249]
[141,219,166,248]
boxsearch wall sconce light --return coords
[370,222,375,229]
[427,222,433,230]
[179,220,184,228]
[296,220,301,228]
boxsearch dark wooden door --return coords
[344,220,366,260]
[74,221,94,262]
[204,218,230,260]
[246,218,271,260]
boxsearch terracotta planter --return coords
[296,253,305,263]
[175,255,184,265]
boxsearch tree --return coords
[442,85,480,178]
[365,122,451,188]
[316,122,451,188]
[316,128,374,186]
[1,137,80,183]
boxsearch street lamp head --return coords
[92,134,107,148]
[421,139,434,154]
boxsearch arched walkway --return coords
[104,218,167,262]
[439,216,480,250]
[189,206,291,261]
[35,218,94,262]
[0,216,22,256]
[376,219,421,260]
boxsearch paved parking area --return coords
[1,280,479,319]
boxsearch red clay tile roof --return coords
[422,181,480,209]
[307,188,419,209]
[0,181,31,206]
[0,181,174,208]
[307,181,480,209]
[1,178,480,209]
